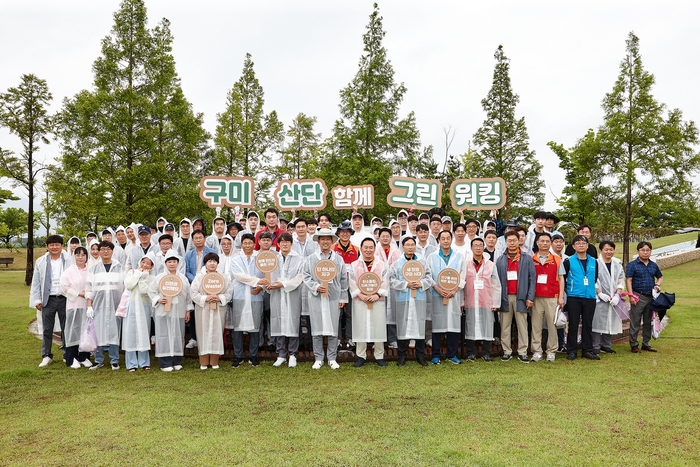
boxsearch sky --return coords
[1,0,698,218]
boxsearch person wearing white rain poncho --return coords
[427,230,467,365]
[592,241,625,355]
[122,252,157,371]
[391,237,434,367]
[59,246,92,368]
[349,237,390,368]
[265,233,304,369]
[230,233,266,368]
[191,252,233,370]
[463,237,501,363]
[148,250,193,372]
[85,241,126,370]
[348,237,390,368]
[87,239,101,269]
[303,228,348,370]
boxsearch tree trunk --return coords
[24,147,34,286]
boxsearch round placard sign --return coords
[255,251,278,273]
[402,260,425,298]
[437,268,460,304]
[158,274,183,312]
[314,259,338,296]
[358,271,381,309]
[202,272,225,309]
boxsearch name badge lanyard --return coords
[579,257,589,286]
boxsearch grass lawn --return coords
[1,260,699,466]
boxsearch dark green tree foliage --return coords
[0,74,53,284]
[0,207,30,249]
[322,3,434,219]
[278,113,321,180]
[551,33,699,264]
[467,45,544,219]
[49,0,209,231]
[213,53,284,214]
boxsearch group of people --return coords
[30,208,664,371]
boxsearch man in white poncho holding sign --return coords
[592,241,626,355]
[349,237,389,368]
[303,228,348,370]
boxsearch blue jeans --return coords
[125,350,150,369]
[94,344,120,365]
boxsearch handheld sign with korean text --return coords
[201,272,225,310]
[437,268,460,305]
[314,259,337,297]
[402,260,425,298]
[357,271,381,309]
[255,251,278,283]
[158,274,183,312]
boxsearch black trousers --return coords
[566,297,596,354]
[432,332,459,359]
[398,339,426,358]
[466,339,492,357]
[64,345,90,366]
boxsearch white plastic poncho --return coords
[593,256,626,335]
[303,251,348,336]
[230,252,264,332]
[391,255,434,340]
[121,253,156,352]
[464,258,501,341]
[349,258,388,343]
[85,260,125,346]
[427,249,467,333]
[374,244,401,326]
[291,237,318,317]
[268,250,304,337]
[191,267,233,356]
[148,265,192,358]
[59,264,88,347]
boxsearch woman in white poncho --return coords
[59,246,92,368]
[191,252,233,370]
[148,249,193,372]
[122,252,156,371]
[592,240,625,354]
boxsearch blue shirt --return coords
[625,258,662,295]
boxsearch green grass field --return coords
[1,252,699,466]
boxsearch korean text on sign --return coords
[332,185,375,209]
[386,177,443,209]
[273,179,328,210]
[199,176,255,208]
[450,177,506,210]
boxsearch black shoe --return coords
[501,353,512,362]
[482,355,493,363]
[231,358,242,368]
[248,357,260,367]
[353,357,366,368]
[375,359,387,367]
[466,354,476,362]
[600,347,617,354]
[583,352,601,360]
[416,356,428,367]
[567,352,577,360]
[517,354,529,364]
[397,355,406,366]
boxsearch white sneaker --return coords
[185,339,197,349]
[388,342,398,349]
[70,360,81,369]
[173,365,183,371]
[150,336,156,345]
[288,355,297,368]
[38,357,52,368]
[273,357,286,367]
[312,360,323,370]
[211,365,219,370]
[200,365,208,370]
[531,352,543,363]
[161,367,173,372]
[546,353,556,362]
[329,360,340,370]
[80,359,93,368]
[408,340,416,348]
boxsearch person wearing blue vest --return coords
[559,234,599,360]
